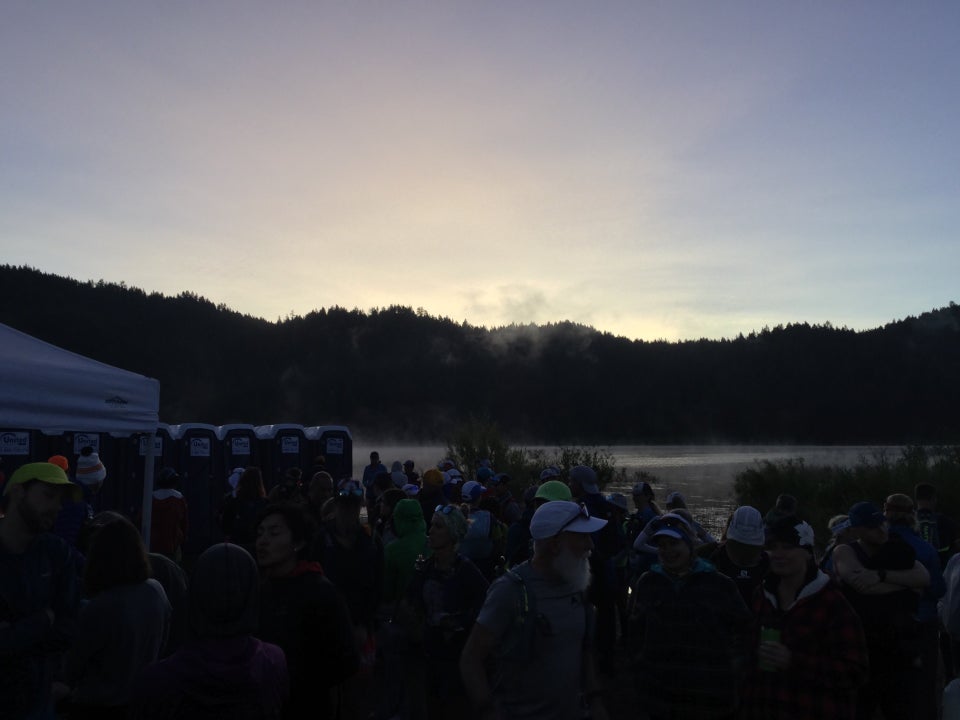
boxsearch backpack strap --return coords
[498,563,538,661]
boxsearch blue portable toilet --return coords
[218,424,260,475]
[169,423,222,559]
[255,424,308,491]
[304,425,353,482]
[126,424,175,521]
[0,428,42,486]
[41,429,126,516]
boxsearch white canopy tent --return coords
[0,322,161,545]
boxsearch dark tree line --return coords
[2,264,958,444]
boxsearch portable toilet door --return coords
[255,424,308,492]
[127,424,175,530]
[305,425,353,482]
[169,423,222,561]
[42,429,118,515]
[218,424,260,476]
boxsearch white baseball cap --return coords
[725,505,765,546]
[530,500,608,540]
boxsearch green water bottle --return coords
[759,626,781,671]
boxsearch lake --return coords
[353,443,901,536]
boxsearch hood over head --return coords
[392,498,427,538]
[190,543,260,638]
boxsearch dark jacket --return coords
[312,522,383,629]
[0,531,80,720]
[258,563,359,720]
[406,554,489,699]
[630,558,752,719]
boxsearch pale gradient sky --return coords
[3,2,958,341]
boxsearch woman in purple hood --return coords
[129,543,288,719]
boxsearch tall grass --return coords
[734,445,960,549]
[445,419,623,492]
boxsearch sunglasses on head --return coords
[652,515,689,533]
[558,502,590,533]
[434,504,456,515]
[338,486,363,498]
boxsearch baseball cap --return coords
[725,506,765,546]
[606,493,629,513]
[569,465,599,495]
[828,516,851,536]
[530,500,607,540]
[649,513,694,545]
[461,480,487,503]
[476,467,495,483]
[443,469,464,485]
[848,501,885,529]
[534,479,572,502]
[632,481,654,498]
[5,462,82,502]
[666,491,686,508]
[539,466,561,482]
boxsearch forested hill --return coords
[2,265,958,444]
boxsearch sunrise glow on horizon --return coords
[2,2,958,341]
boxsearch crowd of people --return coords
[2,447,960,720]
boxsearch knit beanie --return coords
[422,468,444,488]
[765,515,816,553]
[47,455,70,472]
[76,447,106,486]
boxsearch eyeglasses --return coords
[558,503,590,533]
[338,486,363,498]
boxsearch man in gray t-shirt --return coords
[460,500,610,720]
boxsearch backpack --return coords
[460,509,494,562]
[918,509,942,555]
[497,564,540,662]
[496,563,589,663]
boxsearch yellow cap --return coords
[6,462,82,502]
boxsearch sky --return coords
[2,2,958,342]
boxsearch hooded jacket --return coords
[132,544,287,719]
[383,499,429,604]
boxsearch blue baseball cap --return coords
[848,501,885,528]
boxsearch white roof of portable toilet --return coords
[304,425,353,440]
[255,423,305,439]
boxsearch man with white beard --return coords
[460,500,610,720]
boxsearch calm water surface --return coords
[354,443,900,536]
